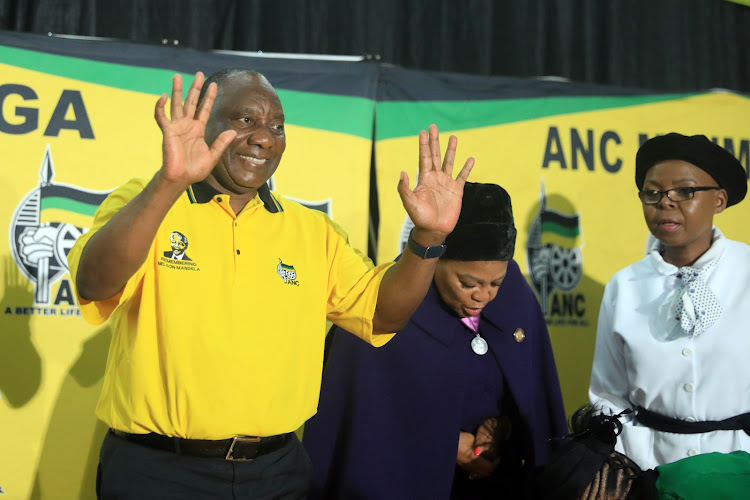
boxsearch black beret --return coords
[443,182,516,261]
[635,133,747,207]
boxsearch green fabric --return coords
[656,451,750,499]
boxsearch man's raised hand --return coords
[153,72,236,186]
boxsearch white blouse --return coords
[589,227,750,469]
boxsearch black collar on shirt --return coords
[186,180,283,213]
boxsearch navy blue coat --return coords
[303,260,568,499]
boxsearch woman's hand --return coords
[474,417,499,456]
[397,124,475,246]
[456,431,500,479]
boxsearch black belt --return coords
[636,406,750,436]
[110,429,292,461]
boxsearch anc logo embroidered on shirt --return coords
[158,230,200,271]
[277,258,299,286]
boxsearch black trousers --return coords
[97,431,312,499]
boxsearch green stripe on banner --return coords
[541,221,580,238]
[280,90,373,139]
[376,94,698,140]
[0,45,179,95]
[41,197,100,216]
[0,45,374,139]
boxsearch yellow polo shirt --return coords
[67,178,394,439]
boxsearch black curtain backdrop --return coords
[1,0,749,92]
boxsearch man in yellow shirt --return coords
[68,68,475,499]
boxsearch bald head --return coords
[198,68,274,106]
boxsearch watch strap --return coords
[406,230,447,259]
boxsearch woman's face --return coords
[434,260,509,318]
[641,160,727,262]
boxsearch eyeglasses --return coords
[638,186,721,205]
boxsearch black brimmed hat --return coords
[635,133,747,207]
[443,182,516,261]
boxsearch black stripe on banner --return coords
[41,185,110,206]
[541,210,579,229]
[375,65,673,102]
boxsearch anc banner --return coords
[374,66,750,421]
[0,32,376,499]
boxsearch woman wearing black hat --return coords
[589,133,750,470]
[303,182,567,499]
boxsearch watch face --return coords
[426,245,447,258]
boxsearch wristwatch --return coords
[406,230,447,259]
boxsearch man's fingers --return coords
[184,71,205,119]
[208,130,237,159]
[170,74,184,121]
[154,94,170,129]
[195,82,217,123]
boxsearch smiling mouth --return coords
[238,154,267,165]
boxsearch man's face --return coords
[641,160,726,254]
[171,234,187,254]
[205,75,286,195]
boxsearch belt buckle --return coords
[225,436,261,462]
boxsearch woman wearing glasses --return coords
[588,132,750,470]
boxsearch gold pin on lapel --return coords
[513,328,525,343]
